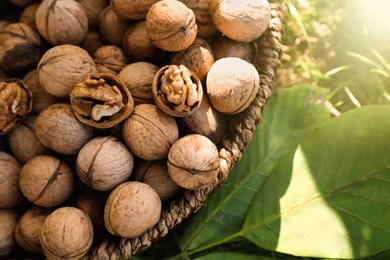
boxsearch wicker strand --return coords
[90,2,284,259]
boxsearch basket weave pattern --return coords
[91,1,284,259]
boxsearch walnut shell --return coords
[37,44,98,98]
[167,134,220,190]
[35,103,94,155]
[70,73,134,128]
[152,64,203,117]
[0,209,19,257]
[206,57,259,114]
[19,3,40,28]
[81,31,104,56]
[99,6,130,47]
[14,207,54,254]
[94,45,128,75]
[146,0,197,52]
[209,0,271,42]
[76,136,134,191]
[122,104,179,161]
[170,37,214,82]
[104,181,161,238]
[212,35,257,63]
[35,0,88,46]
[19,155,74,207]
[0,151,23,208]
[111,0,159,20]
[118,61,159,105]
[40,207,93,260]
[77,0,108,30]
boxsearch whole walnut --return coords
[14,207,54,254]
[0,151,23,208]
[8,115,49,164]
[213,35,257,63]
[122,104,179,161]
[99,6,131,47]
[94,45,128,74]
[209,0,271,42]
[0,209,19,257]
[40,207,93,260]
[133,159,182,202]
[19,3,40,28]
[19,155,74,207]
[146,0,197,52]
[77,0,109,30]
[22,69,62,114]
[111,0,159,20]
[170,37,214,82]
[0,22,43,73]
[35,0,89,46]
[34,103,94,155]
[77,136,134,191]
[206,57,259,114]
[167,134,220,190]
[37,44,98,98]
[118,62,159,104]
[104,181,161,238]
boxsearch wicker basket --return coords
[90,1,284,259]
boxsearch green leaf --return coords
[193,252,278,260]
[242,105,390,259]
[178,85,331,254]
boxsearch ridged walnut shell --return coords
[70,73,134,129]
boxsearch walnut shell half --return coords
[152,65,203,117]
[70,73,134,129]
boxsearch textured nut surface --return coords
[19,155,74,207]
[122,104,179,161]
[35,103,94,155]
[209,0,271,42]
[94,45,128,74]
[111,0,159,20]
[206,57,259,114]
[40,207,93,260]
[70,73,134,128]
[35,0,88,45]
[99,6,130,47]
[104,181,161,238]
[153,64,202,117]
[0,151,23,208]
[77,0,108,30]
[0,78,32,135]
[146,0,197,52]
[213,36,257,63]
[167,134,220,190]
[0,209,19,257]
[76,136,134,191]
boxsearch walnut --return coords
[206,57,259,114]
[40,207,93,260]
[0,22,43,73]
[122,104,179,161]
[170,37,214,82]
[177,95,226,144]
[111,0,159,20]
[22,69,62,114]
[118,61,159,105]
[35,0,89,46]
[122,21,168,64]
[0,78,32,135]
[167,134,220,190]
[209,0,271,42]
[212,35,257,63]
[19,3,40,28]
[99,6,131,47]
[0,151,23,208]
[104,181,161,238]
[14,207,54,254]
[0,209,19,257]
[76,136,134,191]
[146,0,197,52]
[35,103,94,155]
[133,159,182,202]
[37,44,98,98]
[94,45,128,75]
[180,0,218,38]
[8,115,49,164]
[70,73,134,128]
[19,155,74,207]
[152,64,202,117]
[81,31,104,56]
[76,0,109,30]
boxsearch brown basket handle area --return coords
[91,1,284,259]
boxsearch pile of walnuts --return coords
[0,0,271,258]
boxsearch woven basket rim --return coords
[91,1,284,258]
